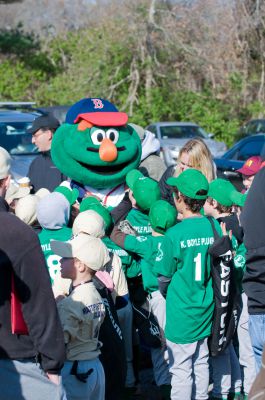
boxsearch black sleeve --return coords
[15,227,66,373]
[110,192,132,224]
[158,166,175,206]
[241,167,265,249]
[157,275,171,298]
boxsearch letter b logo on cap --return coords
[92,99,104,109]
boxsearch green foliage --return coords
[0,60,46,100]
[0,25,57,74]
[0,21,263,149]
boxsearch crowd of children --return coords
[5,149,264,400]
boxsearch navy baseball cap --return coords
[27,114,60,135]
[65,98,128,127]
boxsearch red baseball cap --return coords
[237,156,263,176]
[74,112,128,127]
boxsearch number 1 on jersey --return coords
[194,253,202,281]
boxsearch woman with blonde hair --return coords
[159,138,216,205]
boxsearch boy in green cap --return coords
[125,169,161,236]
[154,168,222,400]
[111,199,177,399]
[204,179,254,400]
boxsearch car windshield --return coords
[0,122,39,155]
[160,125,207,139]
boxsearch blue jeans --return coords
[249,314,265,372]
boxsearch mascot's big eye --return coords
[106,129,119,144]
[91,129,106,145]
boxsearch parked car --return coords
[234,118,265,143]
[0,102,42,180]
[38,105,70,124]
[146,122,227,166]
[214,134,265,190]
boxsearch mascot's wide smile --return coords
[51,98,142,189]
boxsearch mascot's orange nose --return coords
[99,138,118,162]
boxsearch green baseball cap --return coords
[80,197,113,232]
[54,185,79,205]
[149,200,177,234]
[130,176,161,211]
[167,169,209,200]
[230,190,247,207]
[208,179,236,206]
[126,169,144,190]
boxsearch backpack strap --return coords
[206,216,219,241]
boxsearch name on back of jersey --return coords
[180,236,214,249]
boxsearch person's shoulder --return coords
[1,212,33,232]
[29,153,44,166]
[0,212,40,249]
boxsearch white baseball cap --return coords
[5,182,30,204]
[51,233,110,271]
[15,194,40,225]
[72,210,106,238]
[0,147,11,179]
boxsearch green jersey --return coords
[102,236,141,278]
[126,208,152,236]
[39,226,72,284]
[124,235,173,293]
[154,216,221,344]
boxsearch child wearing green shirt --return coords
[37,185,78,284]
[111,199,177,399]
[125,169,161,235]
[154,169,221,400]
[204,178,255,400]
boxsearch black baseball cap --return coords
[27,114,60,135]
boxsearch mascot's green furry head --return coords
[51,98,142,189]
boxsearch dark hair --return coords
[0,178,7,188]
[41,127,57,135]
[207,197,233,214]
[173,188,206,212]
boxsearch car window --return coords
[246,120,265,134]
[160,125,206,139]
[232,138,265,161]
[0,122,39,155]
[146,125,157,137]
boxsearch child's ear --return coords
[129,190,137,207]
[212,199,218,209]
[75,259,86,273]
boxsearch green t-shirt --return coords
[38,226,72,284]
[124,235,173,293]
[126,208,152,236]
[154,216,221,344]
[102,236,141,278]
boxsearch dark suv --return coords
[214,134,265,190]
[0,102,42,180]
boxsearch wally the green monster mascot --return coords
[51,98,142,207]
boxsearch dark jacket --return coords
[0,196,9,213]
[217,214,244,244]
[0,207,65,373]
[28,151,65,193]
[241,167,265,314]
[158,165,176,206]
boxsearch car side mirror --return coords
[208,133,215,139]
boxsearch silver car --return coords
[146,122,227,166]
